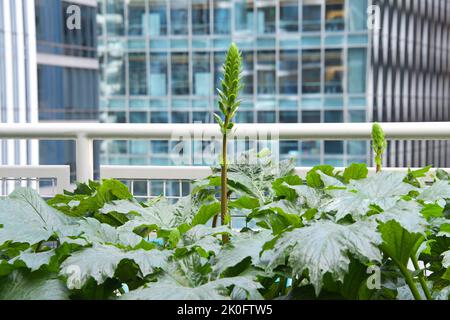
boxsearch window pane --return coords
[171,0,188,35]
[214,4,231,35]
[214,51,226,90]
[258,71,275,94]
[149,53,167,96]
[106,0,124,36]
[242,51,254,95]
[348,48,367,93]
[151,111,168,123]
[348,141,367,155]
[128,0,146,35]
[172,111,189,123]
[193,111,211,123]
[257,6,275,34]
[129,53,147,95]
[326,0,345,31]
[280,111,298,123]
[152,141,168,154]
[106,54,125,95]
[302,50,321,94]
[348,0,367,31]
[280,0,298,32]
[279,50,298,94]
[235,1,254,32]
[349,110,366,122]
[325,141,344,154]
[192,0,209,35]
[130,111,147,123]
[171,53,189,95]
[302,5,321,32]
[193,52,211,96]
[258,111,276,123]
[149,0,167,36]
[236,111,254,123]
[302,141,320,155]
[325,49,344,93]
[324,110,343,123]
[302,110,321,123]
[280,141,299,156]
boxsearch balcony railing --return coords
[0,122,450,196]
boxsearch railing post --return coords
[76,134,94,182]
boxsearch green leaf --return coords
[213,230,272,276]
[229,196,260,210]
[421,203,444,219]
[78,218,143,247]
[262,220,382,295]
[0,270,69,300]
[120,275,262,300]
[343,163,369,182]
[442,250,450,269]
[378,220,422,268]
[372,201,428,234]
[0,188,76,246]
[60,244,169,289]
[320,172,416,221]
[10,249,55,272]
[417,180,450,202]
[192,202,221,226]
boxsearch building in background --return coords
[35,0,99,179]
[0,0,39,166]
[97,0,450,169]
[97,0,371,167]
[0,0,99,180]
[370,0,450,168]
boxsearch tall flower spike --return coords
[372,123,387,173]
[213,43,243,243]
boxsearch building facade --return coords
[35,0,99,179]
[98,0,371,167]
[370,0,450,168]
[0,0,39,166]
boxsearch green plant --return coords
[213,43,243,242]
[0,152,449,300]
[372,123,387,172]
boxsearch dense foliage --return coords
[0,151,449,300]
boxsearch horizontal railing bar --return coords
[1,122,450,140]
[101,166,450,182]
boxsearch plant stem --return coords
[375,155,382,173]
[277,277,287,297]
[410,255,433,300]
[221,117,229,243]
[212,214,218,228]
[398,263,423,300]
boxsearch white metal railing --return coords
[0,165,71,195]
[1,122,450,183]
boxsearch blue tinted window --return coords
[128,53,147,95]
[280,111,298,123]
[325,141,344,154]
[214,7,231,34]
[258,111,276,123]
[192,0,210,34]
[172,111,189,123]
[280,1,299,32]
[235,1,253,32]
[171,1,188,35]
[149,1,167,35]
[302,5,321,32]
[324,111,343,123]
[171,53,189,95]
[151,112,168,123]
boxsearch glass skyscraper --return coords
[35,0,99,179]
[98,0,370,167]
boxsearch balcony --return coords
[1,121,449,197]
